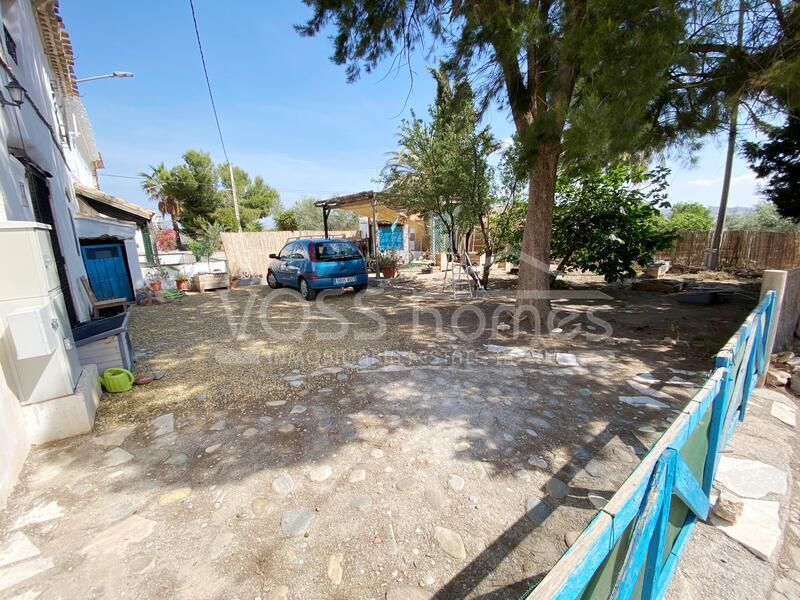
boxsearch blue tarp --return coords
[378,224,403,250]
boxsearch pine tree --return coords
[297,0,798,325]
[298,1,691,323]
[743,113,800,221]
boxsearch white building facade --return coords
[0,0,125,506]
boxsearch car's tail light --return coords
[308,241,317,262]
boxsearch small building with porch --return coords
[315,191,429,265]
[73,182,155,300]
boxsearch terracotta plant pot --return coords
[175,279,189,291]
[230,279,239,289]
[380,265,397,279]
[149,280,162,291]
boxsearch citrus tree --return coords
[550,163,676,282]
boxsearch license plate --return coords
[334,276,357,284]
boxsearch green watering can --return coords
[100,368,134,393]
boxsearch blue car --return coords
[267,238,369,300]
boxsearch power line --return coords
[188,0,230,165]
[98,173,143,180]
[187,0,242,230]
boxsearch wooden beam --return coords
[371,193,380,277]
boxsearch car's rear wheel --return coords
[299,278,317,301]
[267,270,281,289]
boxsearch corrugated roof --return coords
[315,190,421,222]
[315,191,378,210]
[74,182,155,221]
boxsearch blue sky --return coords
[61,1,764,214]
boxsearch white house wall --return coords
[0,311,30,509]
[126,239,145,288]
[0,0,97,507]
[65,140,96,186]
[0,0,93,323]
[134,227,146,262]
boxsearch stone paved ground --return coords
[666,385,800,600]
[0,276,758,599]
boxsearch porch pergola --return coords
[316,190,430,276]
[315,191,385,275]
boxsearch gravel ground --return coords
[0,273,759,599]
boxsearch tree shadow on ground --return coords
[1,278,758,598]
[433,421,644,599]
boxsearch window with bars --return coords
[4,24,17,63]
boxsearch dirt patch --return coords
[0,272,758,599]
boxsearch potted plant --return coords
[188,221,230,293]
[147,267,168,291]
[230,274,240,289]
[175,274,190,291]
[378,251,400,279]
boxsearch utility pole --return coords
[708,0,745,270]
[228,162,242,233]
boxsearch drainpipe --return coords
[147,221,160,267]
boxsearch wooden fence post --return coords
[758,270,787,386]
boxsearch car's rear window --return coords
[313,241,361,261]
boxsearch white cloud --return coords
[688,178,716,187]
[732,173,756,184]
[687,172,756,188]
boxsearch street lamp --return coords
[0,79,24,106]
[75,71,134,84]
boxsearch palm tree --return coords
[140,162,182,248]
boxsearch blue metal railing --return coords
[527,290,776,600]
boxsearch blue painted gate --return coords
[526,291,776,600]
[378,224,403,251]
[81,243,133,301]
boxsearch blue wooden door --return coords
[378,224,403,251]
[81,243,133,301]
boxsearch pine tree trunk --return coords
[477,217,492,288]
[515,143,559,329]
[481,246,492,288]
